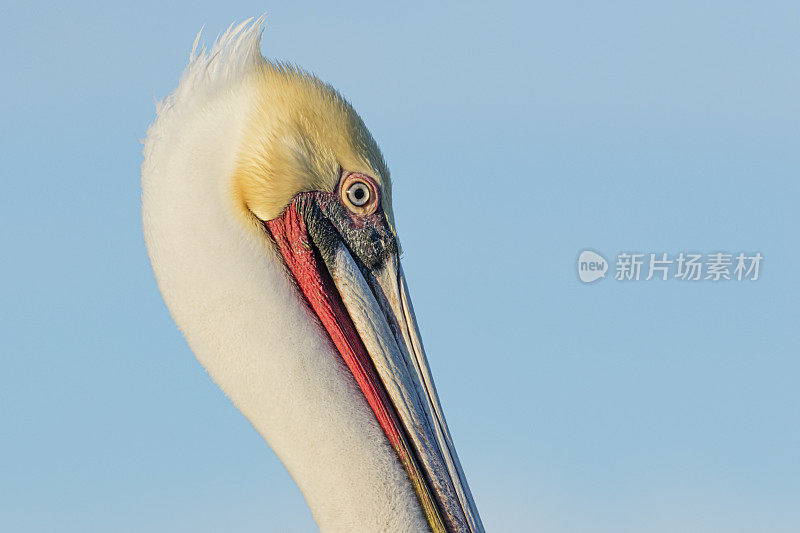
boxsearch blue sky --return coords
[1,1,798,531]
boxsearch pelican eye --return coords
[347,182,370,206]
[339,173,380,215]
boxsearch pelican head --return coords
[143,19,483,532]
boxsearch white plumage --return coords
[142,20,429,531]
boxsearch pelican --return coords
[142,18,484,532]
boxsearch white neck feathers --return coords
[142,19,428,532]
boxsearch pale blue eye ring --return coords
[346,182,371,207]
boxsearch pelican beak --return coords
[265,192,484,533]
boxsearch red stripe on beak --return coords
[265,202,447,532]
